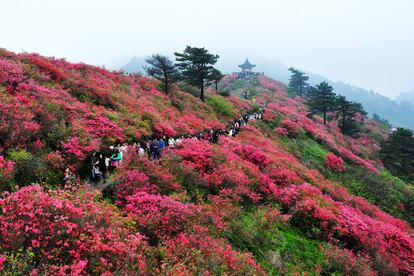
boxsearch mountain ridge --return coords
[123,55,414,129]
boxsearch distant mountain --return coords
[121,56,414,129]
[396,88,414,105]
[122,56,146,74]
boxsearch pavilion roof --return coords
[238,58,256,69]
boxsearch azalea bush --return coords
[161,230,264,275]
[0,185,148,275]
[324,152,345,172]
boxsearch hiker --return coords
[138,144,145,157]
[159,137,165,155]
[97,152,107,182]
[91,153,100,182]
[168,137,175,148]
[151,138,161,160]
[110,147,122,170]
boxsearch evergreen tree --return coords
[336,95,367,136]
[288,67,309,97]
[380,128,414,179]
[144,54,181,94]
[306,81,337,124]
[174,46,219,101]
[210,68,224,92]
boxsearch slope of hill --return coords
[0,49,414,275]
[248,58,414,130]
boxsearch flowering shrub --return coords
[275,127,289,136]
[234,144,272,169]
[114,170,157,201]
[0,58,24,86]
[325,153,345,172]
[62,137,99,161]
[125,192,199,240]
[278,119,302,137]
[0,185,148,274]
[338,147,379,174]
[173,139,215,173]
[0,255,5,271]
[322,245,376,275]
[161,230,264,275]
[153,122,176,137]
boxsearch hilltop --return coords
[0,49,414,275]
[123,55,414,129]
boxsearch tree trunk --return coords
[164,72,169,94]
[200,81,205,102]
[323,111,327,125]
[215,81,218,92]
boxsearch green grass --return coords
[225,208,325,275]
[206,95,236,118]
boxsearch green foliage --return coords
[144,54,181,94]
[174,46,219,101]
[336,95,367,136]
[380,127,414,180]
[226,208,325,275]
[288,67,309,97]
[178,82,200,98]
[307,82,337,125]
[285,134,414,226]
[8,149,44,186]
[206,95,236,118]
[329,165,414,225]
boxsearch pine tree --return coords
[174,46,219,102]
[210,68,224,92]
[380,128,414,179]
[288,67,309,97]
[336,95,367,136]
[144,54,181,94]
[306,81,337,124]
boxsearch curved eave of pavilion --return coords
[239,59,256,69]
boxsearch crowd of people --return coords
[89,106,265,183]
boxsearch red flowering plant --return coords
[278,119,302,137]
[125,192,201,242]
[325,153,346,172]
[160,228,265,275]
[113,153,180,201]
[61,136,100,162]
[337,147,379,174]
[0,58,25,88]
[0,185,148,275]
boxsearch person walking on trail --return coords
[159,137,165,155]
[110,147,122,170]
[146,141,151,159]
[91,153,100,182]
[168,137,175,148]
[152,138,161,160]
[98,152,107,182]
[138,145,145,157]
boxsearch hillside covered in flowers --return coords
[0,49,414,275]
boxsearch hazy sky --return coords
[1,0,413,98]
